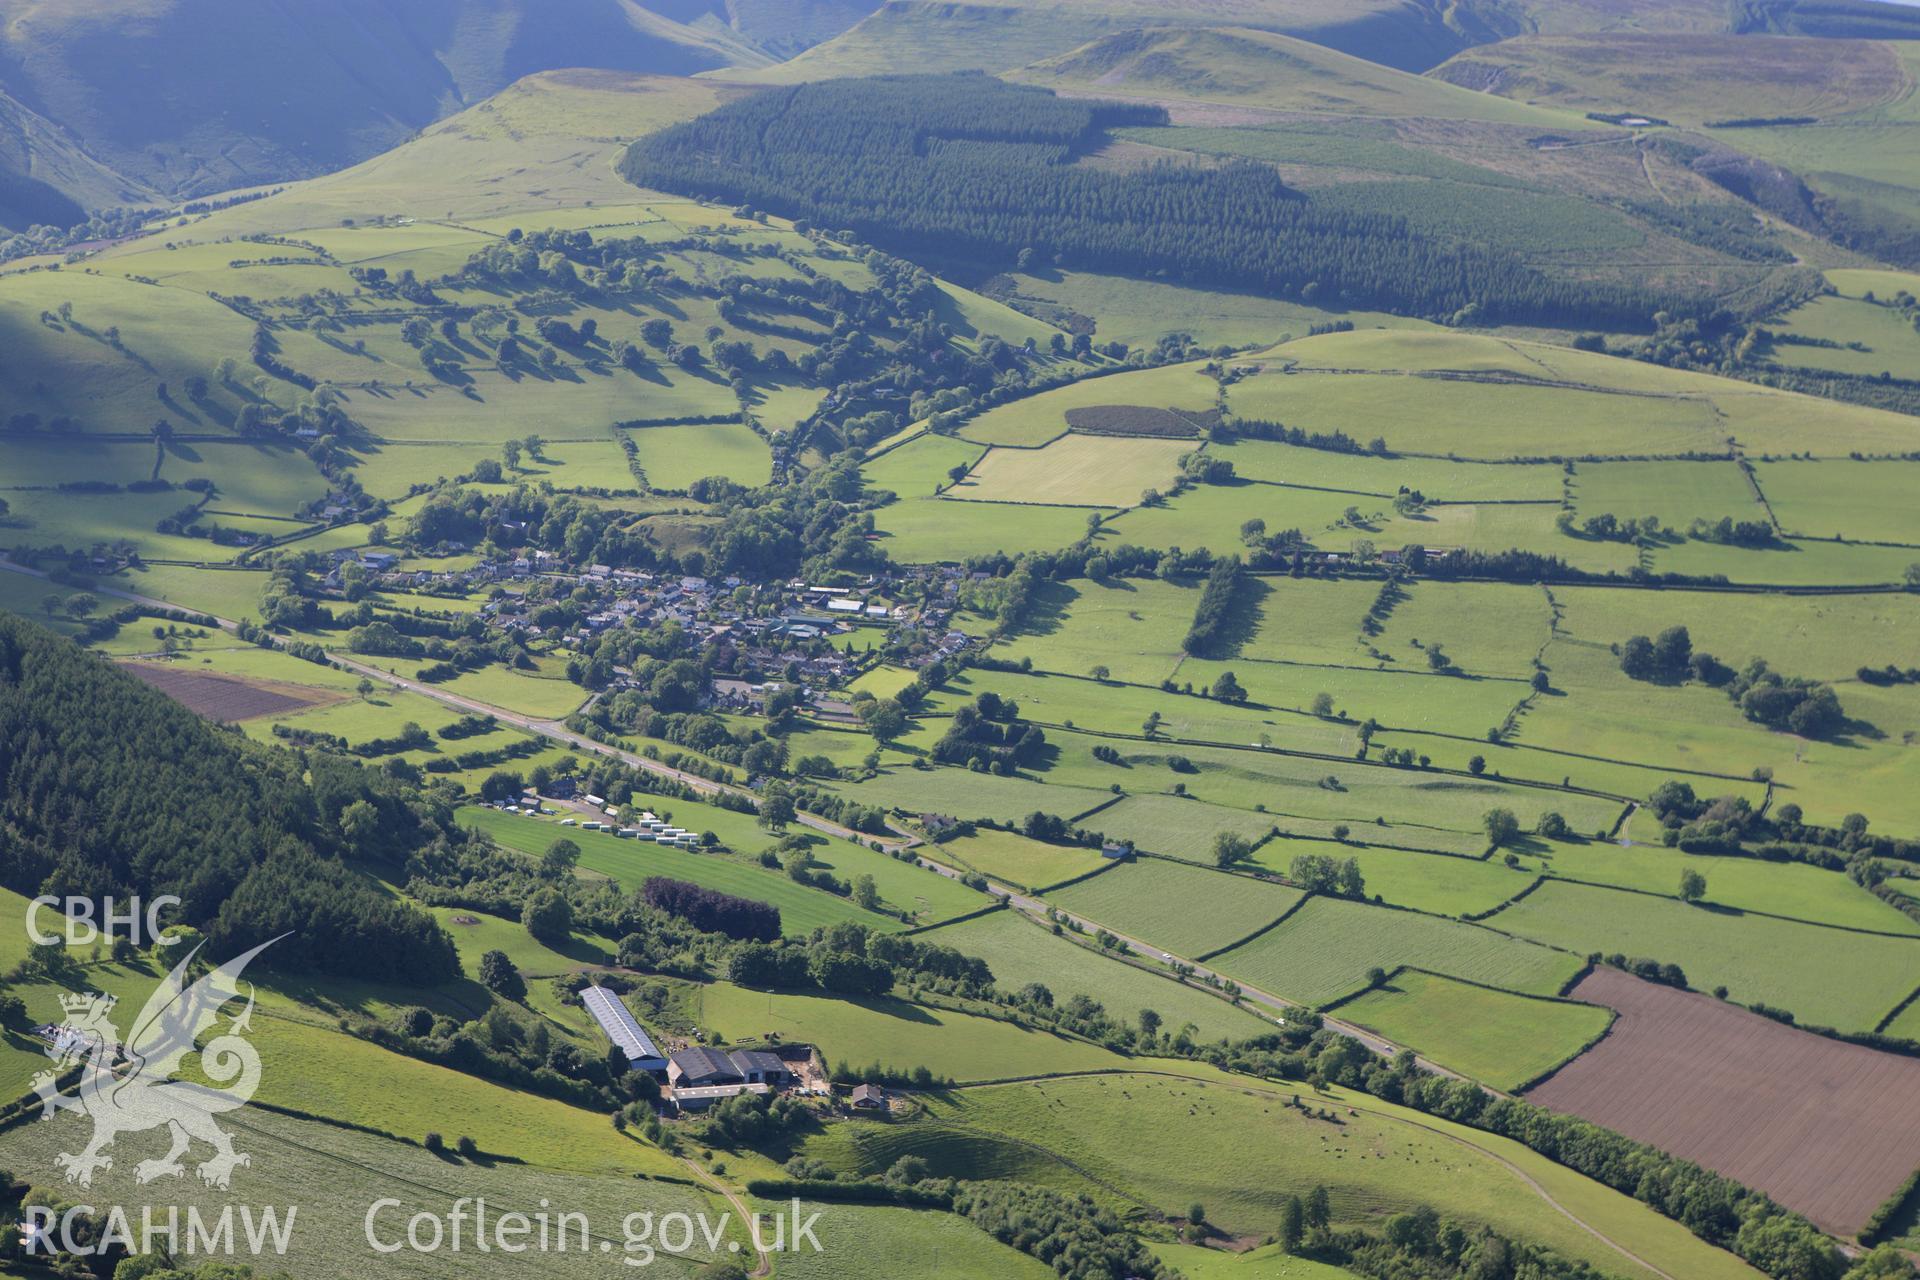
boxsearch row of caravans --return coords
[563,810,700,848]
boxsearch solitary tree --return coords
[1306,1185,1332,1233]
[1310,692,1335,717]
[1483,807,1520,848]
[502,438,522,471]
[1278,1196,1306,1253]
[1139,1008,1162,1039]
[1213,831,1253,868]
[478,949,526,1000]
[1090,664,1110,682]
[1679,868,1707,904]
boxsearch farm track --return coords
[680,1157,772,1277]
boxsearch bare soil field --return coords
[1525,966,1920,1236]
[122,662,335,723]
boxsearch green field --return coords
[1150,1242,1359,1280]
[772,1202,1055,1280]
[1229,330,1920,459]
[1003,269,1433,351]
[1207,437,1565,500]
[625,420,772,490]
[862,431,984,500]
[1047,857,1305,957]
[872,492,1104,563]
[1535,840,1920,935]
[956,433,1193,507]
[1754,458,1920,546]
[1569,460,1763,527]
[1486,880,1920,1032]
[916,908,1273,1042]
[957,362,1219,446]
[693,981,1125,1081]
[1210,895,1585,1005]
[463,806,905,937]
[0,1105,719,1278]
[1768,294,1920,383]
[1013,26,1583,125]
[1549,583,1920,681]
[1330,969,1612,1091]
[1517,643,1920,835]
[1296,845,1539,918]
[834,1072,1762,1280]
[923,826,1107,890]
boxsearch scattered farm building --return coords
[579,986,668,1074]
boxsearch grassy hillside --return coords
[1429,33,1909,125]
[1430,33,1920,265]
[741,0,1494,81]
[1011,26,1584,127]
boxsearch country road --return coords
[6,555,1458,1080]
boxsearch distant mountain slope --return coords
[1429,32,1910,124]
[0,84,155,230]
[647,0,881,61]
[0,0,764,200]
[172,69,756,235]
[739,0,1512,81]
[1009,26,1581,127]
[1429,32,1920,264]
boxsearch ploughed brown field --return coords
[122,662,333,723]
[1525,966,1920,1236]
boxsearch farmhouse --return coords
[666,1046,799,1110]
[850,1083,888,1110]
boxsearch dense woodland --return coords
[0,612,456,980]
[624,75,1674,329]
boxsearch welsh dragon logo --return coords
[32,938,280,1189]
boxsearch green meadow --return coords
[1486,880,1920,1032]
[693,981,1125,1081]
[921,826,1107,890]
[916,908,1272,1042]
[1210,895,1585,1005]
[1331,969,1612,1091]
[1046,857,1306,957]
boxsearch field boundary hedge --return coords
[1874,981,1920,1035]
[900,898,1008,938]
[1034,857,1123,895]
[1858,1165,1920,1245]
[1463,875,1547,922]
[1193,891,1313,963]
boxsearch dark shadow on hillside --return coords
[1829,716,1885,745]
[1010,580,1079,640]
[1206,574,1269,660]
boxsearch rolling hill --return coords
[1009,25,1585,125]
[1430,32,1920,264]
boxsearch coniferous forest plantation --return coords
[1,3,1920,1279]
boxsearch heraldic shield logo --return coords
[32,937,282,1190]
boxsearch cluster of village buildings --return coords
[326,548,982,684]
